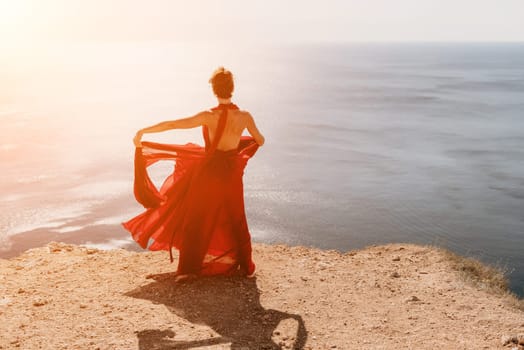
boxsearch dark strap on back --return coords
[207,109,228,154]
[204,103,240,154]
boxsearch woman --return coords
[123,67,265,282]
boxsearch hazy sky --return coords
[1,0,524,45]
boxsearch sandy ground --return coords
[1,242,524,350]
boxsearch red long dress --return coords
[122,103,259,276]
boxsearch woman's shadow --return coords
[125,273,307,349]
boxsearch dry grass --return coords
[429,244,524,311]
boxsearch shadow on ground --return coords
[125,273,307,349]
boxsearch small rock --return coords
[392,256,400,261]
[316,263,329,270]
[301,276,308,282]
[518,334,524,345]
[502,335,518,345]
[390,272,400,278]
[406,295,420,302]
[32,300,48,307]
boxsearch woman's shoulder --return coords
[231,110,254,127]
[196,109,217,120]
[231,109,252,119]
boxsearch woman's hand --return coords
[133,130,143,148]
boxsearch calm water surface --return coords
[1,42,523,296]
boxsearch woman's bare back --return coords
[205,109,264,151]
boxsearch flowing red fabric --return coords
[122,103,259,276]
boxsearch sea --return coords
[1,42,523,296]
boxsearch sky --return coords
[1,0,524,47]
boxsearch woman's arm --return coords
[246,113,265,146]
[134,112,209,147]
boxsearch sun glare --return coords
[0,1,28,24]
[0,1,32,46]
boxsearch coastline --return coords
[1,242,523,349]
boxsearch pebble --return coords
[390,272,400,278]
[392,256,400,261]
[32,300,48,307]
[502,334,524,346]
